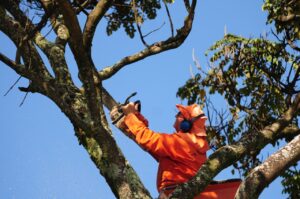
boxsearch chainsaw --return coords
[111,92,141,125]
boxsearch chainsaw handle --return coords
[124,92,137,105]
[118,100,141,113]
[111,92,141,125]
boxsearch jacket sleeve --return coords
[124,113,171,158]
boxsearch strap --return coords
[191,113,206,122]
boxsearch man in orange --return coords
[111,103,209,198]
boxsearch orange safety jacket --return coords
[124,112,209,193]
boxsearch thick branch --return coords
[55,0,85,59]
[99,0,197,80]
[83,0,112,53]
[73,127,152,199]
[169,93,300,199]
[56,0,103,125]
[235,134,300,199]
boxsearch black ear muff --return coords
[180,119,193,132]
[179,113,206,133]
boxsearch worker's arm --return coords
[120,102,172,158]
[124,112,172,157]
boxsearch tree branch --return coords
[99,0,197,80]
[56,0,103,126]
[0,52,30,78]
[164,1,174,37]
[183,0,191,12]
[83,0,112,53]
[235,134,300,199]
[169,93,300,199]
[55,0,85,58]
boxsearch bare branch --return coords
[0,52,30,78]
[164,1,174,37]
[19,90,29,107]
[143,22,166,37]
[235,134,300,199]
[99,0,197,80]
[183,0,191,12]
[4,76,22,96]
[83,0,112,53]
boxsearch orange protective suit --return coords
[123,104,209,193]
[123,104,240,198]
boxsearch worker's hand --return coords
[122,102,139,115]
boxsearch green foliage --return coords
[263,0,300,39]
[106,0,162,38]
[205,34,290,120]
[22,0,164,39]
[178,33,297,150]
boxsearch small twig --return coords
[164,1,174,37]
[270,29,284,43]
[143,22,166,38]
[18,81,32,107]
[4,76,22,96]
[19,91,29,107]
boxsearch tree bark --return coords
[235,134,300,199]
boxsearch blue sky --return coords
[0,0,288,198]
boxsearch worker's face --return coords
[173,112,184,131]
